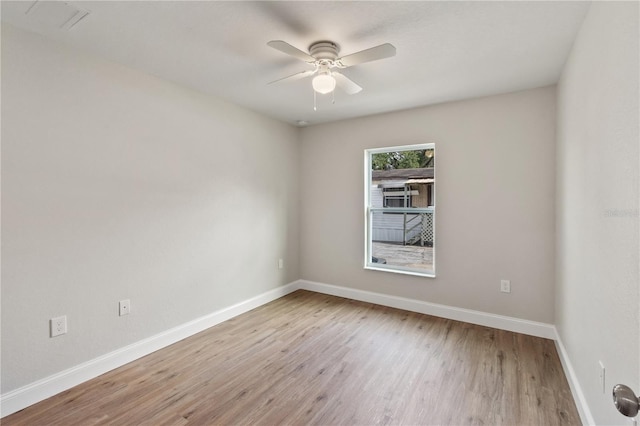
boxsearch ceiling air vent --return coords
[25,0,90,31]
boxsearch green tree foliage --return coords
[371,149,433,170]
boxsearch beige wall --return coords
[4,4,638,422]
[300,86,556,323]
[1,25,300,393]
[556,2,639,424]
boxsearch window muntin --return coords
[365,144,435,277]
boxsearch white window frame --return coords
[364,143,436,278]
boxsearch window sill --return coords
[365,264,436,278]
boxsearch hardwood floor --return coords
[4,290,580,425]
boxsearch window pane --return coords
[366,145,435,276]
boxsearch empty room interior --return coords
[1,1,639,425]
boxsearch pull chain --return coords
[313,89,337,110]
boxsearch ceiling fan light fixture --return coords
[312,73,336,94]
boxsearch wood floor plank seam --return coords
[3,290,580,425]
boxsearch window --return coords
[364,144,435,277]
[383,187,414,208]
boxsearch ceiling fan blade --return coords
[337,43,396,68]
[333,72,362,95]
[268,69,316,85]
[267,40,315,63]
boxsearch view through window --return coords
[365,144,435,276]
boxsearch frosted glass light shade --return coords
[312,74,336,94]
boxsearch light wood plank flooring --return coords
[4,290,580,425]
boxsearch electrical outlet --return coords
[278,258,284,269]
[599,361,606,394]
[119,299,131,316]
[500,280,511,293]
[50,315,67,337]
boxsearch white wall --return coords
[300,86,557,323]
[1,25,300,393]
[556,2,639,425]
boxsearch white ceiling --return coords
[2,1,590,126]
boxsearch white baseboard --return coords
[298,280,595,423]
[0,281,301,418]
[553,329,595,425]
[298,279,556,339]
[2,279,591,423]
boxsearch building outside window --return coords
[365,144,435,277]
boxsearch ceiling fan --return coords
[267,40,396,97]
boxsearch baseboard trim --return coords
[3,280,591,422]
[0,281,301,418]
[297,279,556,339]
[298,280,597,422]
[553,329,595,425]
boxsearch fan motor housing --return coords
[309,41,339,61]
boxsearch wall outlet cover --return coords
[51,315,67,337]
[119,299,131,316]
